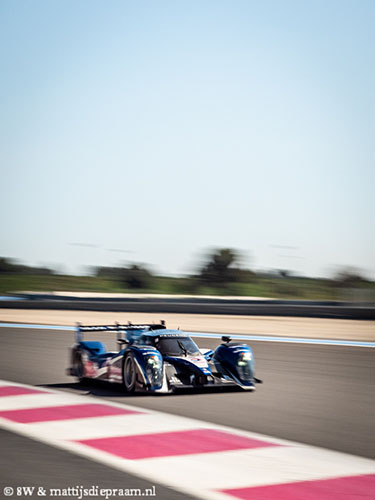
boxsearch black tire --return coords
[122,352,136,393]
[73,351,85,382]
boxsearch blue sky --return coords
[1,0,374,277]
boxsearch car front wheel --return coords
[123,352,136,393]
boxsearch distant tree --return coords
[0,257,54,275]
[95,266,120,280]
[332,267,370,287]
[198,248,240,285]
[0,258,15,273]
[119,264,153,289]
[278,269,291,279]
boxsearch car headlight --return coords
[147,355,162,368]
[146,354,163,386]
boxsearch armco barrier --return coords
[0,296,374,319]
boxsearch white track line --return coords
[1,322,374,347]
[28,413,205,441]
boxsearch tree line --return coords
[0,251,371,291]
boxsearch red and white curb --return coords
[0,380,373,500]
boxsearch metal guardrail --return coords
[0,295,374,319]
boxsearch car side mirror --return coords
[118,339,129,345]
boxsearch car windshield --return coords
[156,337,200,356]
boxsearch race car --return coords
[67,321,262,393]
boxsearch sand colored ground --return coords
[0,309,374,341]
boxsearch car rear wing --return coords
[75,321,166,343]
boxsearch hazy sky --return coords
[1,0,374,278]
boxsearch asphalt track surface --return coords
[0,326,374,499]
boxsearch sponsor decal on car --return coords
[84,360,98,378]
[188,356,209,368]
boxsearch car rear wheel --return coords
[123,353,136,393]
[73,351,85,382]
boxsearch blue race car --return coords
[68,321,262,393]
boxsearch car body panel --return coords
[68,322,259,393]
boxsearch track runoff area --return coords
[1,320,374,500]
